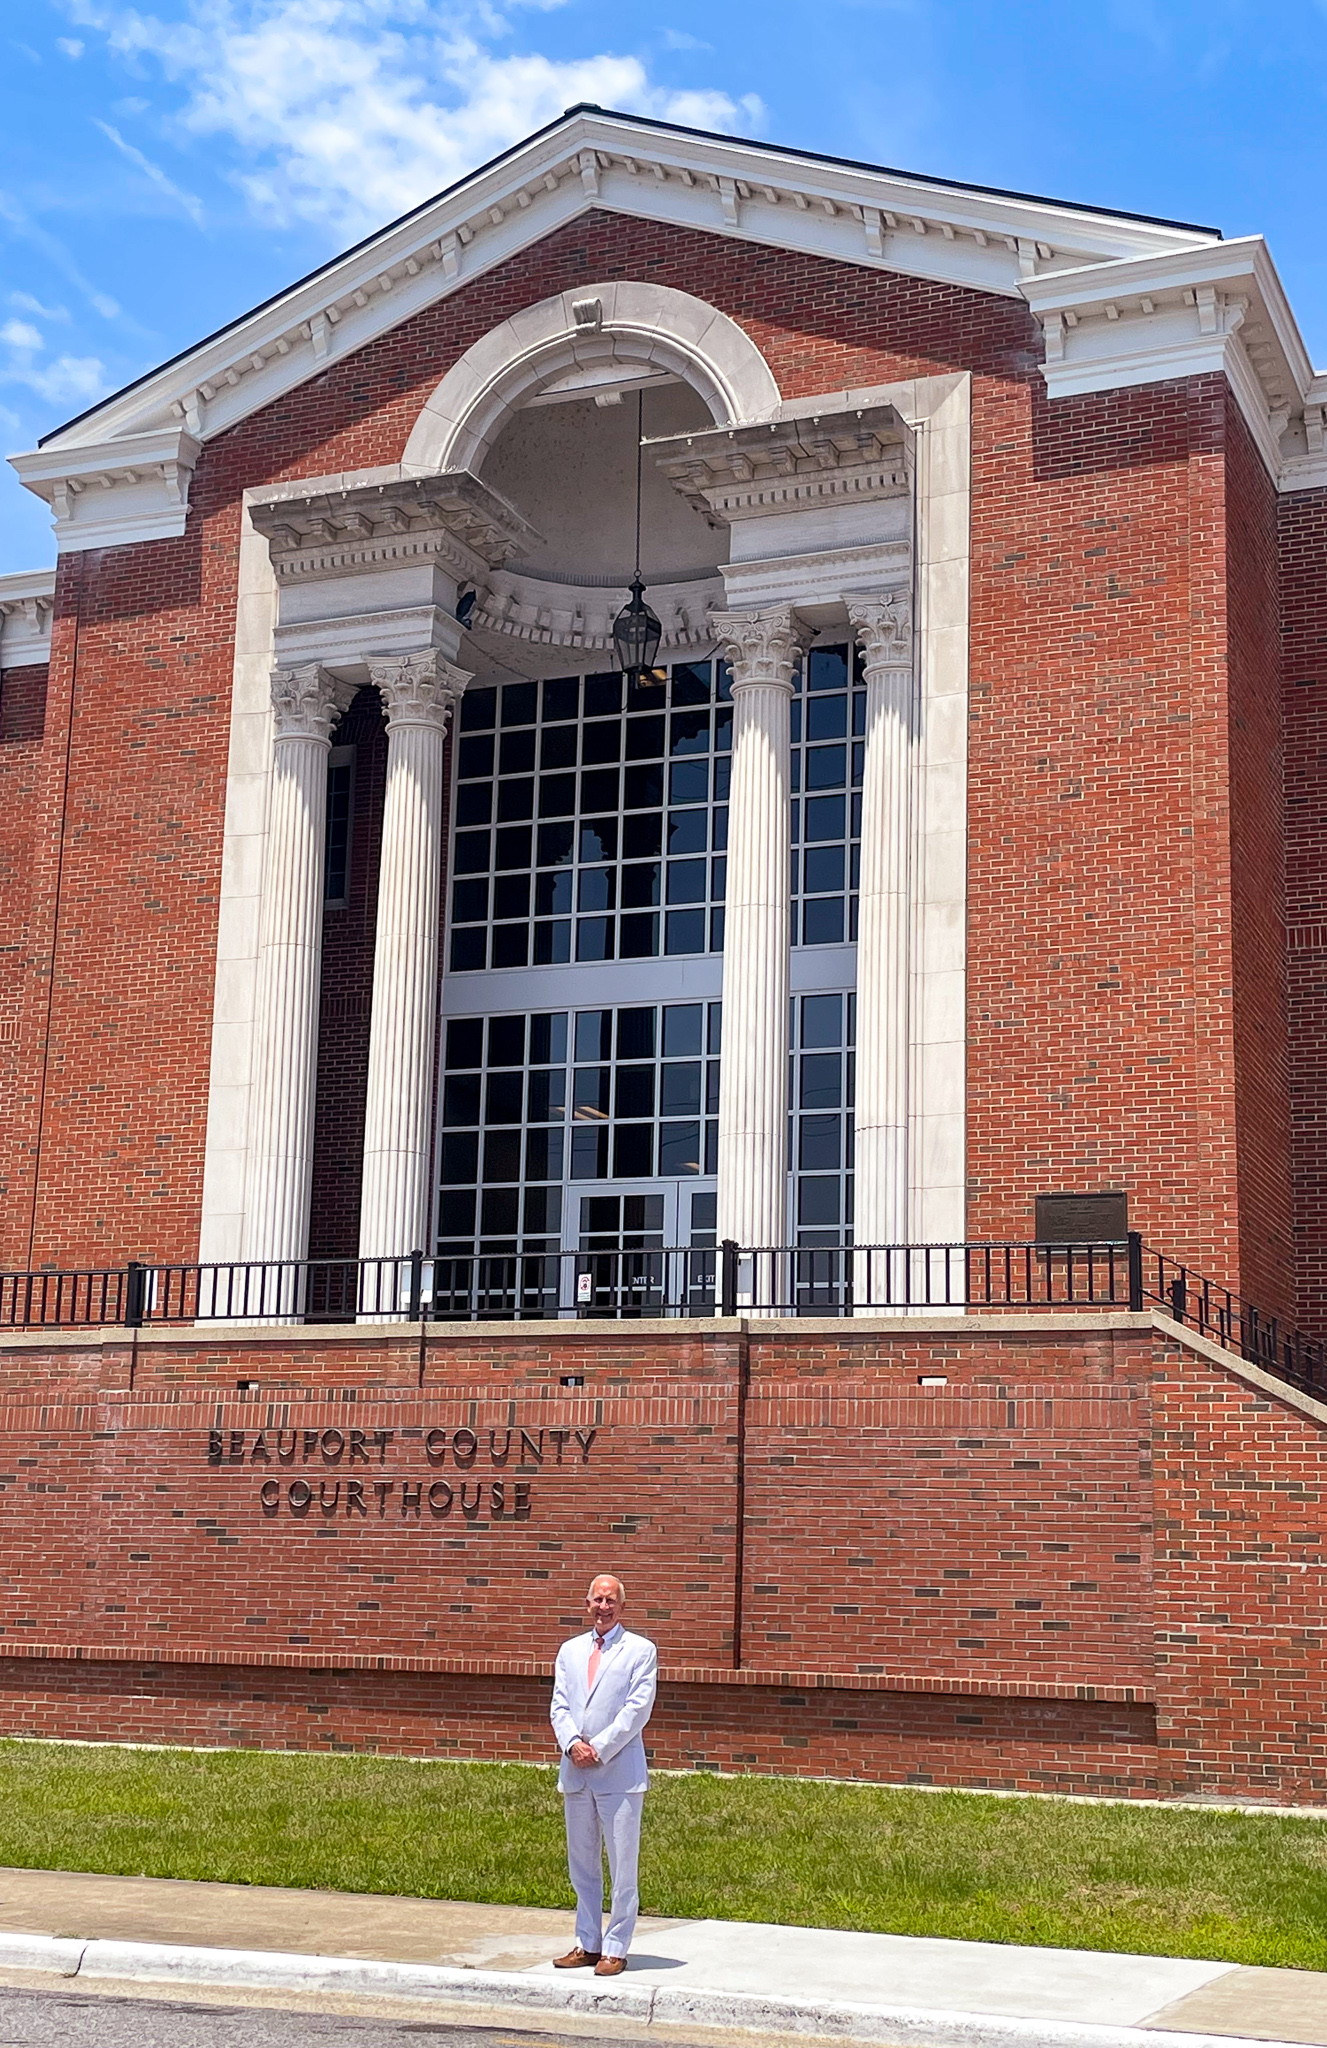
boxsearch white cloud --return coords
[0,320,44,349]
[10,292,70,321]
[69,0,765,241]
[0,313,107,406]
[56,35,86,55]
[94,118,206,224]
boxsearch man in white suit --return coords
[549,1572,658,1975]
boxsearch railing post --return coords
[407,1248,424,1323]
[124,1260,148,1330]
[721,1239,739,1319]
[1126,1232,1144,1314]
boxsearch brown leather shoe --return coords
[553,1947,602,1968]
[594,1955,627,1976]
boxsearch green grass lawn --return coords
[0,1741,1322,1971]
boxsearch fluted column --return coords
[242,663,345,1294]
[849,590,915,1305]
[357,650,470,1296]
[709,606,810,1302]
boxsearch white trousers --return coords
[563,1787,644,1958]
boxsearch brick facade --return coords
[0,1313,1319,1801]
[0,210,1308,1314]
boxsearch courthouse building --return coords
[0,110,1325,1800]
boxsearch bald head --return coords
[586,1574,626,1633]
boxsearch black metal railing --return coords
[1,1235,1322,1398]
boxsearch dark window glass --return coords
[493,874,529,920]
[624,763,664,811]
[543,675,579,722]
[485,1070,525,1123]
[439,1189,476,1234]
[626,715,665,760]
[665,908,705,954]
[790,699,802,744]
[808,646,850,693]
[576,916,614,961]
[483,1129,522,1182]
[617,1007,656,1058]
[541,725,578,770]
[659,1121,702,1174]
[666,858,706,904]
[807,745,847,790]
[533,920,571,964]
[667,808,708,856]
[670,760,708,805]
[709,906,725,951]
[446,1017,483,1069]
[713,757,731,801]
[661,1061,702,1116]
[537,820,575,867]
[535,869,573,915]
[584,672,622,717]
[798,1177,841,1225]
[452,877,488,922]
[582,720,622,765]
[496,778,534,822]
[804,845,845,894]
[488,1014,525,1066]
[664,1004,703,1056]
[571,1124,609,1179]
[325,756,353,902]
[575,1011,610,1061]
[799,1115,841,1170]
[492,924,529,968]
[581,767,620,813]
[623,810,663,858]
[619,912,659,957]
[455,783,491,827]
[615,1065,655,1118]
[708,1004,722,1055]
[805,794,846,841]
[707,1061,721,1114]
[501,681,538,726]
[852,742,864,785]
[807,694,847,740]
[669,709,710,757]
[524,1184,562,1231]
[714,704,733,752]
[538,773,576,818]
[460,687,495,732]
[525,1131,564,1184]
[621,861,660,908]
[443,1074,481,1126]
[711,855,726,900]
[481,1188,520,1233]
[800,1054,842,1109]
[450,928,486,971]
[705,1121,719,1173]
[802,994,843,1046]
[712,806,728,851]
[453,831,489,874]
[578,867,616,912]
[671,661,711,706]
[803,897,844,945]
[580,817,617,862]
[527,1068,566,1121]
[440,1132,479,1184]
[531,1013,567,1064]
[614,1124,655,1177]
[460,734,495,777]
[495,825,531,869]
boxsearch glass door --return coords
[564,1183,716,1315]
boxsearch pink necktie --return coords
[587,1637,602,1688]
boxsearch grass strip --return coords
[0,1742,1322,1971]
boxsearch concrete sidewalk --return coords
[0,1866,1321,2048]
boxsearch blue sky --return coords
[3,0,1327,568]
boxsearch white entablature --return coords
[9,101,1327,556]
[0,569,56,668]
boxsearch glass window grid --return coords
[448,662,731,972]
[790,990,855,1248]
[790,643,863,949]
[436,1002,721,1264]
[324,746,355,906]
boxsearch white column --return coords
[849,590,915,1307]
[357,650,470,1298]
[708,607,810,1307]
[241,663,345,1301]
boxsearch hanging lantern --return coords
[613,574,662,681]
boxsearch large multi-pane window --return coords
[448,662,730,972]
[792,990,855,1247]
[791,644,863,948]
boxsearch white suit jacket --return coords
[550,1625,657,1795]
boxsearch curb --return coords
[0,1930,1303,2048]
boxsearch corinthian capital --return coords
[270,663,344,743]
[367,649,472,734]
[848,588,913,676]
[708,605,812,692]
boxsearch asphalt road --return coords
[0,1987,649,2048]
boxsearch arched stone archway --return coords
[402,280,782,476]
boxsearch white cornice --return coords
[0,567,56,668]
[9,429,199,553]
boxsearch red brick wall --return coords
[0,663,47,745]
[0,663,51,1269]
[0,1315,1319,1802]
[1280,485,1327,1338]
[0,208,1301,1310]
